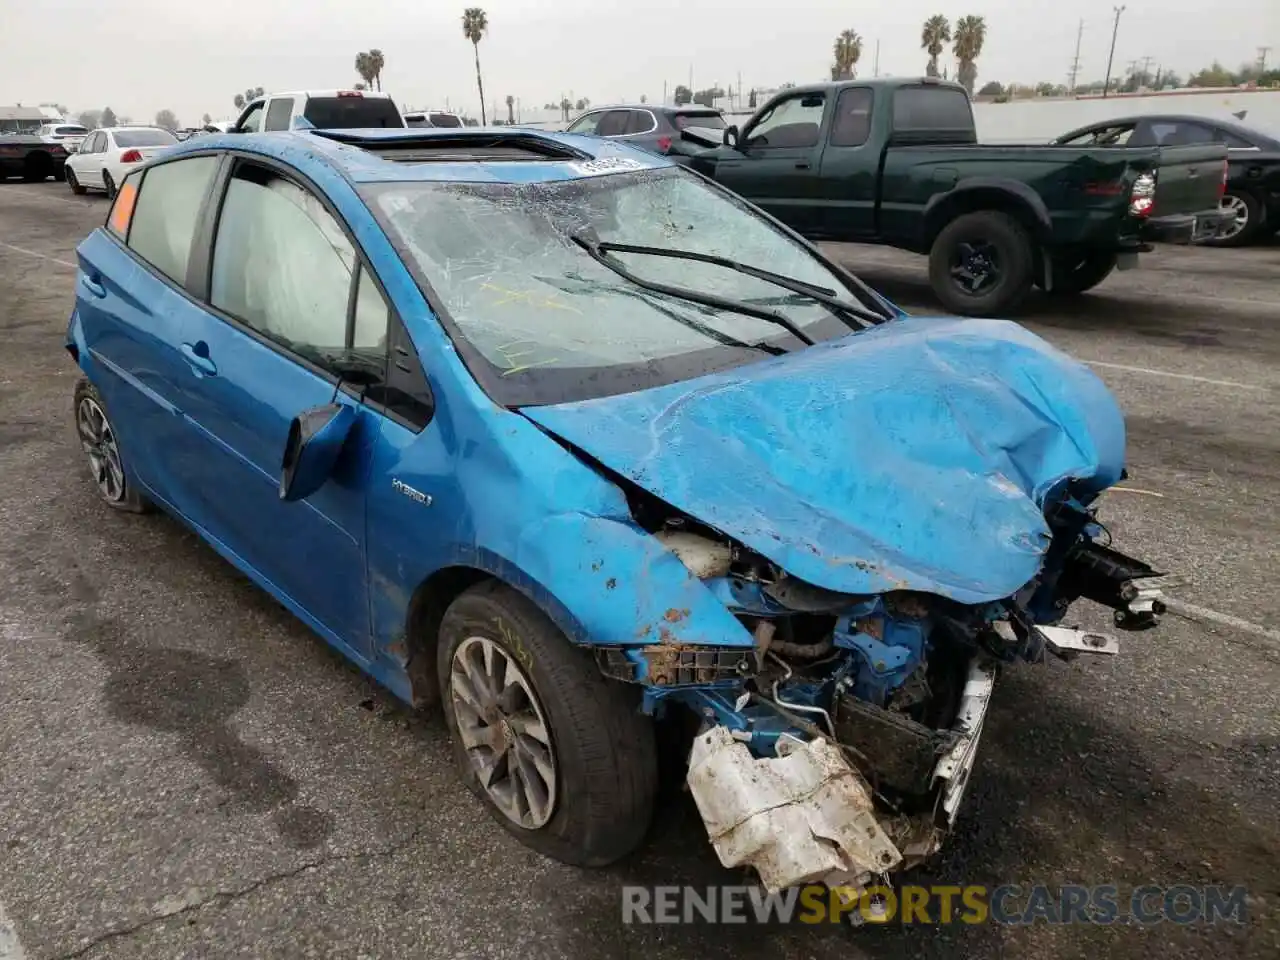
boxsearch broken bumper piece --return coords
[686,726,902,893]
[686,656,999,895]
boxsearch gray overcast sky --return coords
[3,0,1277,123]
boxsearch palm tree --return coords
[921,15,951,77]
[461,8,489,124]
[369,49,385,91]
[952,15,987,94]
[355,52,376,89]
[831,29,862,81]
[505,94,515,124]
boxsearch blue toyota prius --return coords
[67,126,1166,893]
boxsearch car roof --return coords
[1065,113,1280,145]
[264,89,397,100]
[97,126,170,133]
[159,127,675,185]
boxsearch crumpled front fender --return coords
[485,512,755,650]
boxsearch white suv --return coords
[230,89,405,133]
[38,122,89,153]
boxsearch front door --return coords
[170,159,389,656]
[711,90,828,234]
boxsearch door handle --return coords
[82,275,106,299]
[795,161,811,169]
[180,342,217,377]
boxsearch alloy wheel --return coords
[76,396,126,503]
[449,635,558,829]
[1218,195,1249,240]
[950,239,1001,295]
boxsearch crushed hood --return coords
[522,317,1126,605]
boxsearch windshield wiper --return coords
[584,239,887,329]
[571,234,816,346]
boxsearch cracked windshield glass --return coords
[366,167,861,380]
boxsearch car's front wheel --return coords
[437,581,658,867]
[73,378,151,513]
[67,168,86,195]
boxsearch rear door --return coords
[712,90,828,234]
[73,153,223,505]
[77,132,106,185]
[167,157,386,654]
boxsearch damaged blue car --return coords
[66,126,1166,895]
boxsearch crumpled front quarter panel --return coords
[523,317,1126,605]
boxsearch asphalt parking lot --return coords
[0,178,1277,960]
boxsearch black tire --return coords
[928,210,1035,317]
[1041,251,1117,296]
[21,154,53,183]
[53,165,66,182]
[1202,190,1265,248]
[73,378,152,514]
[437,581,658,867]
[67,169,86,195]
[102,171,117,198]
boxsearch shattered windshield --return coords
[363,166,879,405]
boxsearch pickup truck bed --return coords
[680,79,1228,316]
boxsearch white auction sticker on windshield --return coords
[566,156,646,177]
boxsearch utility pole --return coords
[663,80,668,104]
[1068,19,1083,93]
[1138,54,1155,89]
[1259,47,1272,74]
[873,39,880,77]
[1102,5,1125,98]
[737,70,742,110]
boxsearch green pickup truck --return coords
[679,78,1229,316]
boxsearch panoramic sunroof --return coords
[312,130,589,163]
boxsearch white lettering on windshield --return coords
[566,157,646,177]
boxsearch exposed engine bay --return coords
[596,485,1166,896]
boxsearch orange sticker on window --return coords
[108,179,138,237]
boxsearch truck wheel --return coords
[437,581,658,867]
[22,154,53,182]
[1202,190,1264,248]
[1042,251,1117,296]
[929,211,1034,317]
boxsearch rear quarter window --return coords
[892,86,974,132]
[303,96,403,128]
[121,156,219,285]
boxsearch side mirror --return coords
[723,125,740,147]
[279,403,357,502]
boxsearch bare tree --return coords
[155,109,179,130]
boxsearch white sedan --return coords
[65,127,178,196]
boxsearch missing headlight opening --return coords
[605,487,1166,898]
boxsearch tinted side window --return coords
[624,110,656,134]
[595,111,631,137]
[125,156,218,284]
[829,88,873,147]
[1219,129,1256,149]
[355,267,434,430]
[264,98,295,131]
[209,164,387,364]
[892,87,974,131]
